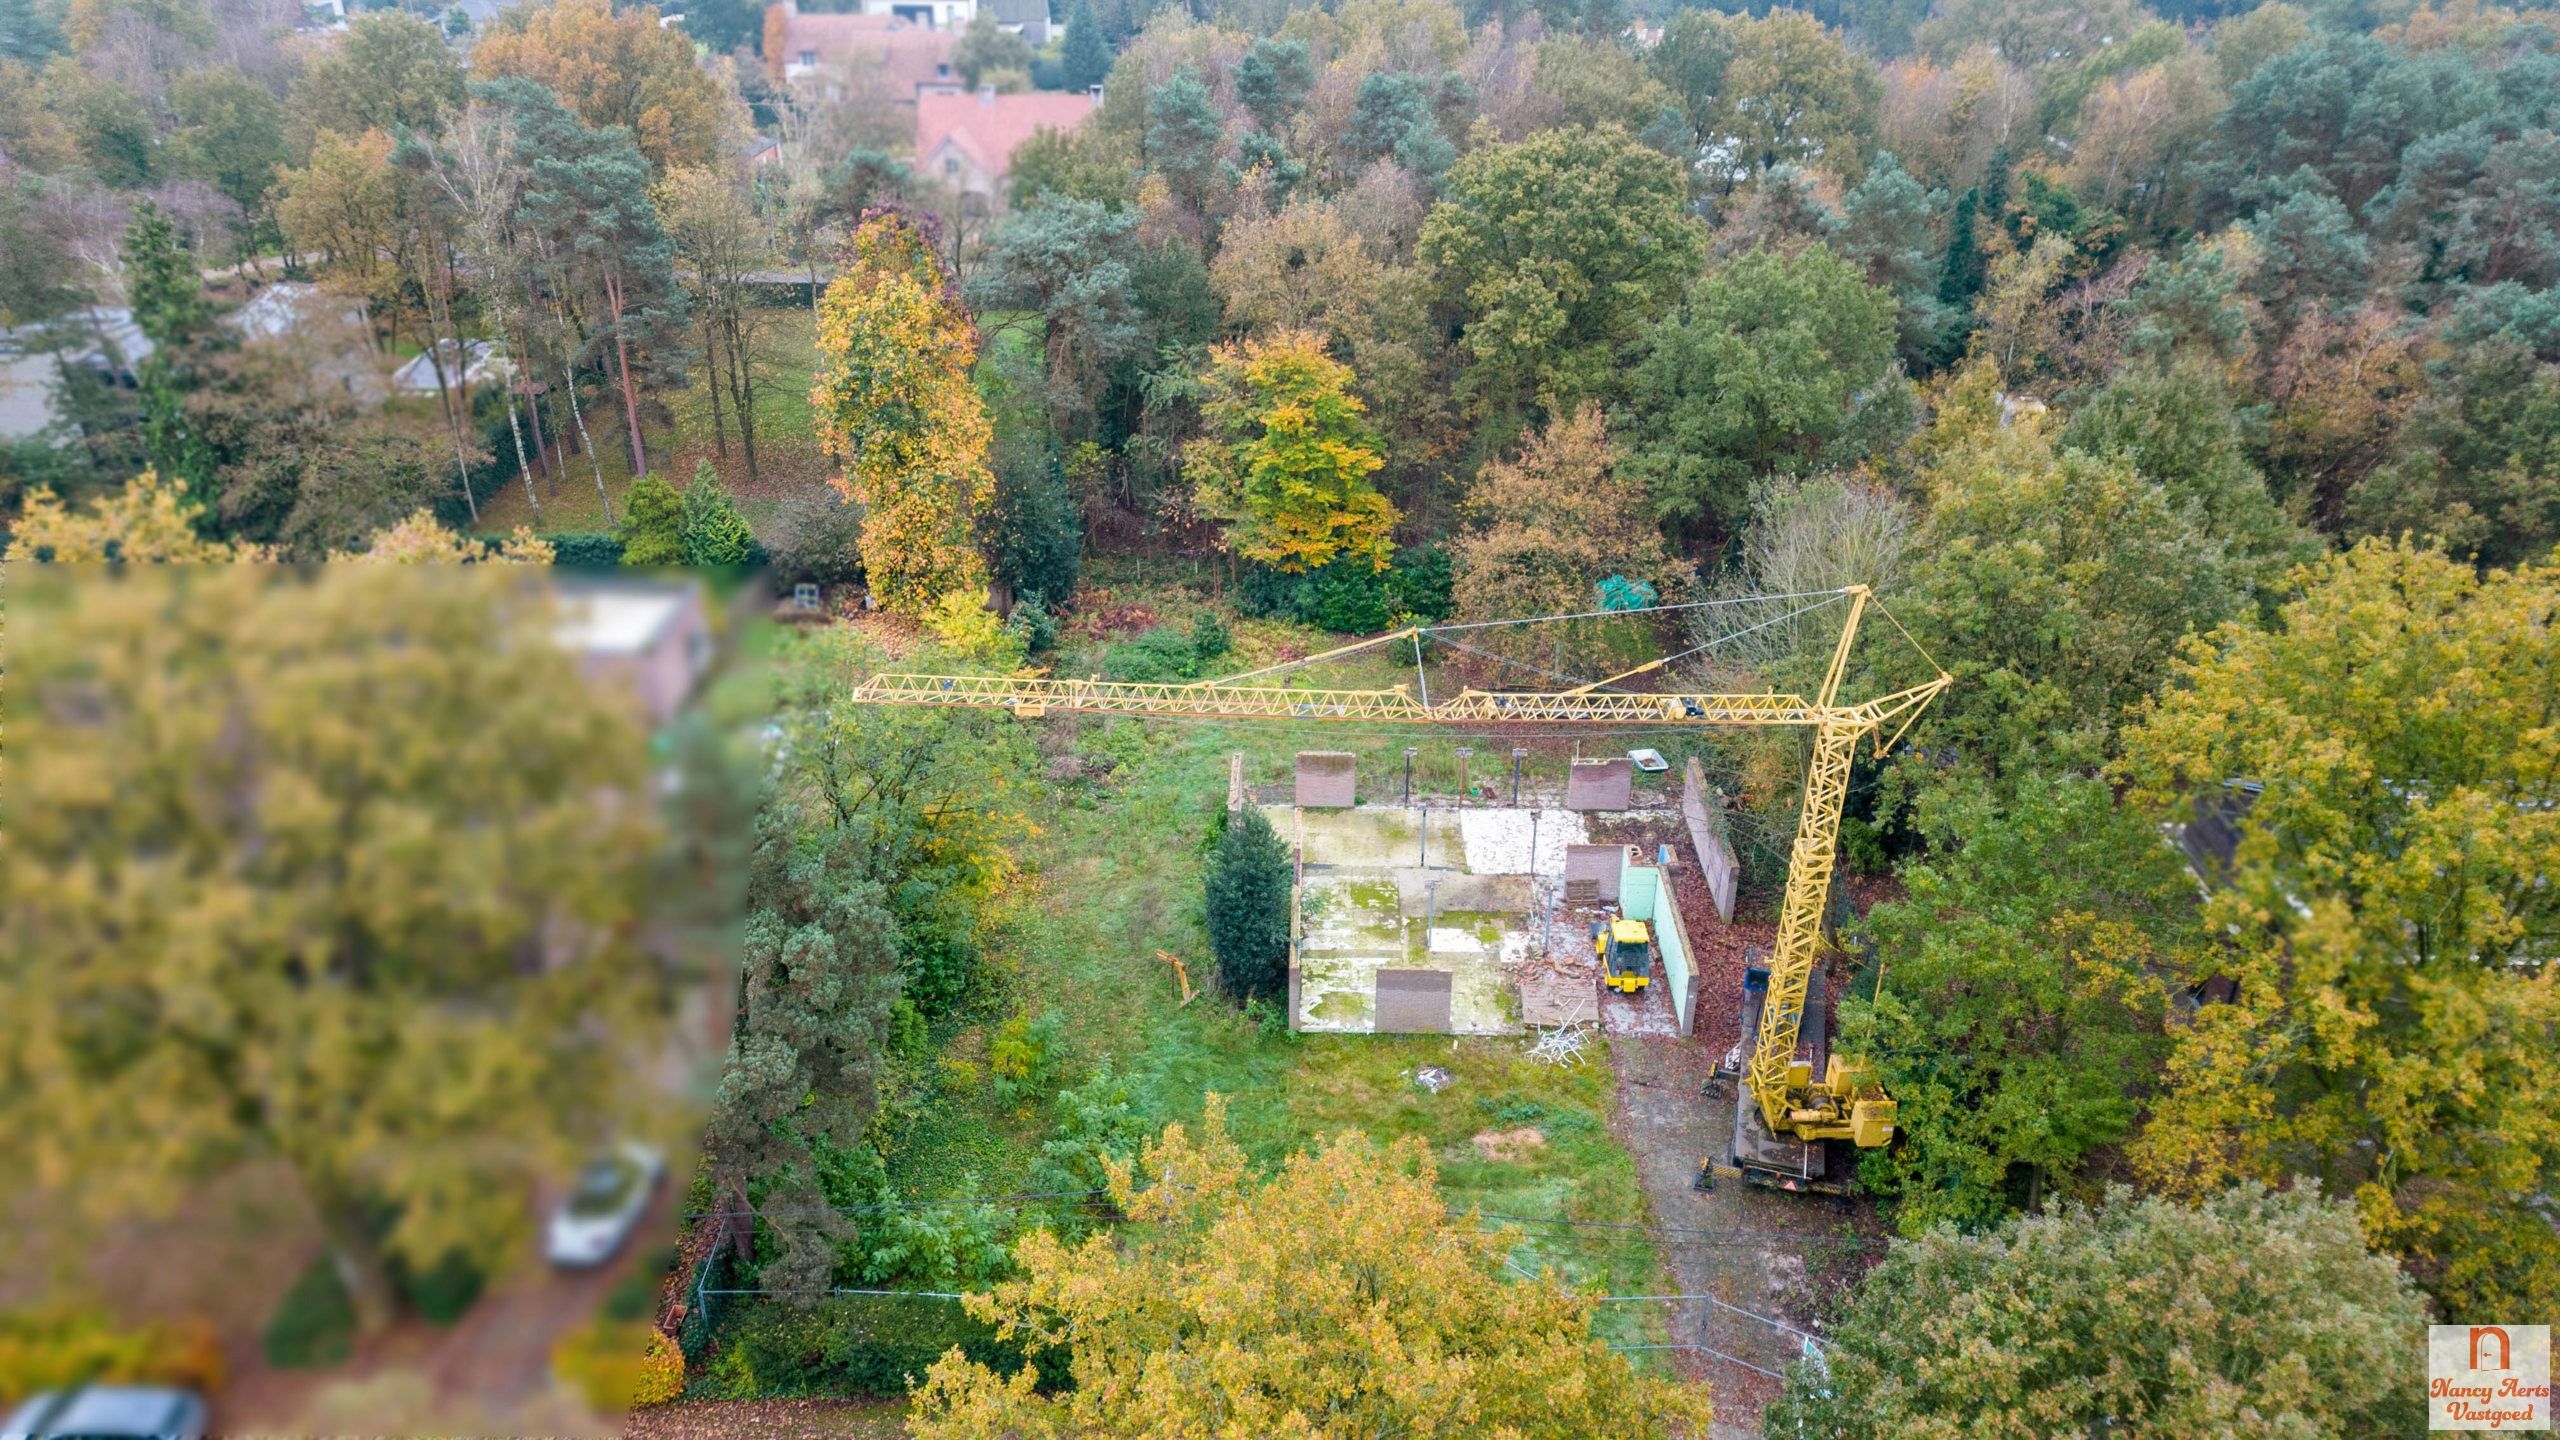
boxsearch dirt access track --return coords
[1580,813,1892,1440]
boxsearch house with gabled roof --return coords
[915,86,1097,209]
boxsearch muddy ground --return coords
[1582,816,1891,1439]
[1604,1033,1890,1439]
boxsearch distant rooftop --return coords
[555,583,694,657]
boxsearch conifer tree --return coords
[1204,807,1292,1003]
[680,460,756,570]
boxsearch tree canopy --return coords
[2,565,662,1331]
[1187,330,1396,574]
[2120,539,2560,1318]
[910,1100,1716,1439]
[1765,1184,2428,1438]
[813,208,996,616]
[1419,125,1703,428]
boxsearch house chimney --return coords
[978,83,996,103]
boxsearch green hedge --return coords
[676,1239,730,1366]
[704,1295,1058,1399]
[1238,546,1453,633]
[542,532,627,569]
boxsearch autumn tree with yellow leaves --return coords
[812,208,996,618]
[4,470,259,562]
[2120,539,2560,1320]
[909,1098,1715,1440]
[1,561,664,1335]
[1187,331,1398,575]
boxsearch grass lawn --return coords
[473,304,835,537]
[844,626,1685,1356]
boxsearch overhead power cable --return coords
[1424,588,1851,633]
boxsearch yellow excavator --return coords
[1595,918,1654,993]
[837,586,1947,1194]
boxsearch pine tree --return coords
[1060,0,1110,93]
[705,803,902,1295]
[1144,69,1223,215]
[680,460,755,570]
[1831,151,1953,367]
[1204,807,1292,1004]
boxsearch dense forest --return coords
[4,0,2557,1426]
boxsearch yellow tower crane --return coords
[840,586,1948,1173]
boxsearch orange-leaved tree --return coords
[1449,404,1694,675]
[812,207,995,618]
[1187,330,1398,574]
[910,1097,1715,1439]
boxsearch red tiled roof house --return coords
[915,87,1096,208]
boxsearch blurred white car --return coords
[544,1140,665,1268]
[0,1385,206,1439]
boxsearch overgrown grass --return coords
[861,703,1679,1353]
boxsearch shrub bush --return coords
[0,1310,224,1400]
[680,462,757,572]
[707,1296,1052,1399]
[619,473,685,568]
[262,1257,356,1369]
[542,532,626,569]
[634,1328,685,1405]
[1100,624,1206,681]
[392,1249,484,1327]
[674,1242,729,1365]
[763,486,864,588]
[901,909,977,1018]
[1238,546,1453,632]
[1031,1057,1152,1210]
[1189,612,1231,668]
[1204,806,1292,1002]
[987,1010,1068,1107]
[1006,593,1061,654]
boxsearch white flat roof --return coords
[555,587,690,656]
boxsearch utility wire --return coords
[1420,631,1621,693]
[1424,589,1851,633]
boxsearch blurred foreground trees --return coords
[0,565,664,1332]
[909,1101,1715,1438]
